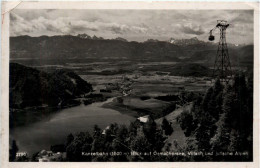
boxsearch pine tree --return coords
[130,133,151,161]
[93,125,102,138]
[202,87,213,113]
[210,112,230,151]
[161,118,174,136]
[66,133,74,147]
[207,78,223,120]
[177,110,195,137]
[9,140,19,161]
[66,132,93,161]
[228,129,240,152]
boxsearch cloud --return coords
[10,13,100,35]
[10,12,148,36]
[229,10,253,23]
[10,9,253,44]
[108,23,147,34]
[180,23,205,35]
[10,13,35,35]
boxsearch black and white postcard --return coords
[1,1,259,168]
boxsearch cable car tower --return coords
[209,20,232,83]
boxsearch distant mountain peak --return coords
[114,37,128,42]
[190,37,199,41]
[77,34,104,40]
[77,33,91,39]
[169,38,175,44]
[145,39,159,43]
[168,37,203,46]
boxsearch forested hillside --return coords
[9,63,92,108]
[48,73,253,162]
[177,73,253,161]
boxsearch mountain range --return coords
[10,35,253,67]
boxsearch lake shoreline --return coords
[10,97,135,156]
[9,99,82,128]
[101,100,139,118]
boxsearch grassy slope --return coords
[102,96,172,119]
[156,103,193,150]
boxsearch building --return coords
[37,150,66,162]
[137,115,151,123]
[102,126,110,135]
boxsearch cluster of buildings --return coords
[36,150,66,162]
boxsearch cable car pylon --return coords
[209,20,232,83]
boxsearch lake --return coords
[9,98,135,156]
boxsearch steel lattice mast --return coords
[209,20,232,82]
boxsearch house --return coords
[137,115,150,123]
[102,126,110,135]
[37,150,65,162]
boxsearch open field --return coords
[156,104,193,150]
[24,61,213,120]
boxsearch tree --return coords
[9,140,19,161]
[162,103,176,116]
[143,120,166,152]
[213,78,223,93]
[66,140,83,161]
[65,133,74,147]
[202,87,213,113]
[153,129,167,152]
[228,129,241,152]
[203,79,223,120]
[161,118,174,136]
[130,134,151,161]
[50,144,65,152]
[91,135,106,152]
[177,110,196,137]
[66,132,93,161]
[128,120,139,137]
[93,125,102,138]
[111,125,129,161]
[195,115,215,151]
[115,125,129,142]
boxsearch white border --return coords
[1,1,259,168]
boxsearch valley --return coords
[9,35,254,161]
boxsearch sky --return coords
[10,9,254,44]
